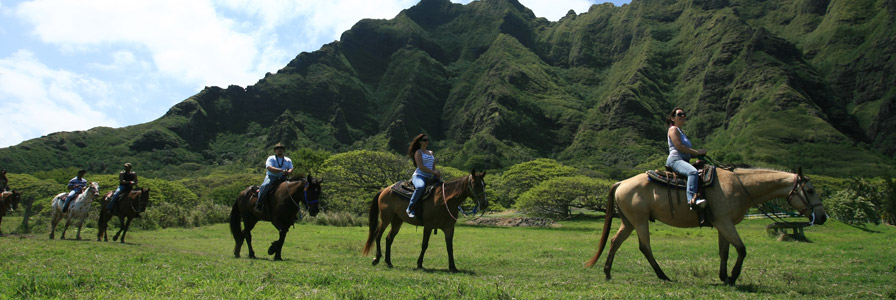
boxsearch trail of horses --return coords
[1,219,894,299]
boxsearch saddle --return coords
[249,178,285,215]
[390,179,440,201]
[646,165,716,189]
[646,164,716,227]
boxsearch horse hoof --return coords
[234,254,240,258]
[249,254,256,259]
[386,262,393,268]
[415,266,424,270]
[274,257,282,261]
[449,268,459,273]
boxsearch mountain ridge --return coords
[2,0,893,178]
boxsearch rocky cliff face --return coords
[1,0,893,176]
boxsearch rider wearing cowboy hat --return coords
[255,143,293,214]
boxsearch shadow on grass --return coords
[416,268,476,275]
[847,224,881,233]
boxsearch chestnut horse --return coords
[49,182,100,240]
[230,175,321,260]
[585,168,826,285]
[363,170,487,272]
[0,190,22,236]
[97,188,150,243]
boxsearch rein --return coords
[442,175,484,221]
[285,180,318,219]
[733,171,818,226]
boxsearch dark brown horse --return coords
[97,188,150,243]
[585,168,826,285]
[0,190,21,236]
[363,170,488,272]
[230,175,321,260]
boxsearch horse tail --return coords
[586,181,620,268]
[229,196,243,242]
[362,191,381,256]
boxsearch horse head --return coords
[88,182,101,199]
[786,168,826,225]
[469,169,489,211]
[136,188,151,213]
[304,174,321,217]
[7,190,21,211]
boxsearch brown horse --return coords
[230,175,321,260]
[363,170,488,272]
[585,167,826,285]
[0,190,22,236]
[97,188,150,243]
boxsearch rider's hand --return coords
[696,149,707,156]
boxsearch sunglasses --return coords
[676,112,687,117]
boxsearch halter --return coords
[443,175,485,220]
[786,174,822,217]
[285,180,319,219]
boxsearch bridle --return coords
[786,174,822,222]
[443,175,486,220]
[285,180,319,218]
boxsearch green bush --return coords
[492,158,577,208]
[823,178,881,226]
[320,150,413,214]
[516,176,615,219]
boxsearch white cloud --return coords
[15,0,268,88]
[0,50,118,147]
[519,0,598,21]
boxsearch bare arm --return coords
[414,151,440,177]
[668,127,707,156]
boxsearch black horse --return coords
[230,175,321,260]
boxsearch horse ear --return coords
[797,167,803,177]
[306,174,312,182]
[470,168,476,175]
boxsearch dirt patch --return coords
[465,217,560,228]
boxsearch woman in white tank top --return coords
[406,133,440,218]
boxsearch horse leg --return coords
[603,216,635,280]
[416,227,434,270]
[715,221,746,286]
[76,216,86,240]
[49,210,59,239]
[61,215,73,240]
[633,221,671,281]
[97,212,107,241]
[243,217,259,259]
[372,222,387,266]
[718,231,731,283]
[384,219,403,268]
[113,216,125,241]
[442,226,458,272]
[270,228,288,261]
[119,217,133,243]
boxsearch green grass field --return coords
[1,217,894,299]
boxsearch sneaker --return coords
[406,210,415,218]
[692,198,706,208]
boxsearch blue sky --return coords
[0,0,630,148]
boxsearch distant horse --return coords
[0,190,22,236]
[586,168,826,285]
[49,182,101,240]
[363,170,488,272]
[97,188,150,243]
[230,175,321,260]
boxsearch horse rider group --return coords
[59,163,137,214]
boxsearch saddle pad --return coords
[647,166,716,188]
[390,180,439,200]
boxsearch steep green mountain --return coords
[1,0,894,178]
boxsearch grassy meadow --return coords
[1,216,894,299]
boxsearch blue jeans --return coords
[257,175,281,208]
[407,174,432,213]
[63,189,79,211]
[666,157,700,201]
[107,185,128,209]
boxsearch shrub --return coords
[493,158,577,208]
[823,178,881,226]
[516,176,615,219]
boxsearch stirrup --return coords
[689,198,706,210]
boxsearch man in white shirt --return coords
[255,143,293,214]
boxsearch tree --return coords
[289,148,331,177]
[823,178,881,226]
[320,150,414,214]
[493,158,577,208]
[516,176,615,219]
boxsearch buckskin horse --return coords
[585,167,826,285]
[0,190,22,236]
[230,175,321,260]
[363,170,487,272]
[49,182,101,240]
[97,188,150,243]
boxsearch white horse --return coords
[50,182,100,240]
